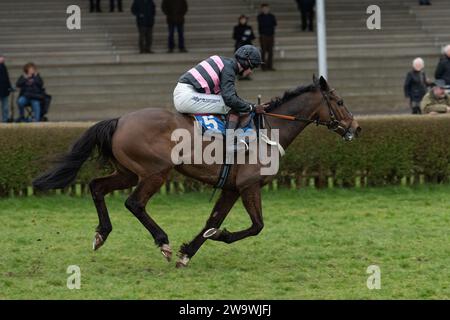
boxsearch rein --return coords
[264,112,328,126]
[262,88,354,134]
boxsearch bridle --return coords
[263,87,354,136]
[319,88,354,134]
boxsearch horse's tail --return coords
[32,118,119,191]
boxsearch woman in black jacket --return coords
[16,63,45,122]
[233,15,256,51]
[0,54,13,122]
[233,15,256,80]
[404,57,430,114]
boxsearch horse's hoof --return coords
[176,254,190,268]
[92,232,104,251]
[160,244,172,262]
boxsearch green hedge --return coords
[0,116,449,196]
[0,123,107,196]
[282,115,450,187]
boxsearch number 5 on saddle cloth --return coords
[193,114,255,136]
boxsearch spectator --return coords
[233,15,256,51]
[0,54,13,123]
[404,57,430,114]
[16,63,45,122]
[162,0,188,53]
[257,3,277,71]
[420,80,450,114]
[419,0,431,5]
[131,0,156,54]
[435,45,450,85]
[109,0,123,12]
[295,0,315,32]
[233,15,256,80]
[90,0,102,12]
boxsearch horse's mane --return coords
[266,84,317,112]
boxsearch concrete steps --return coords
[0,0,446,120]
[406,0,450,48]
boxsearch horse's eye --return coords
[337,100,344,106]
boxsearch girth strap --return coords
[214,163,231,189]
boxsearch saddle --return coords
[192,113,255,136]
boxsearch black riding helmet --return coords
[235,45,263,70]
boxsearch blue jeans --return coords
[168,23,185,50]
[1,96,9,122]
[17,96,41,122]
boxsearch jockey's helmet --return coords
[235,45,263,70]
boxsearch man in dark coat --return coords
[109,0,123,12]
[0,54,13,122]
[295,0,315,32]
[162,0,188,53]
[90,0,102,12]
[257,3,277,71]
[435,45,450,85]
[131,0,156,53]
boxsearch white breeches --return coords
[173,82,231,114]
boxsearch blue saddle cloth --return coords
[193,114,255,135]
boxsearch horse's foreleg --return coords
[125,171,173,261]
[176,189,240,268]
[211,184,264,244]
[89,170,138,250]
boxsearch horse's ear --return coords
[319,76,329,91]
[312,74,318,85]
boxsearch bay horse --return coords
[33,76,360,268]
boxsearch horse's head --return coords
[312,75,361,141]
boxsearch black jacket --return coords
[296,0,316,11]
[0,64,12,97]
[435,56,450,85]
[404,70,428,101]
[233,24,255,50]
[161,0,188,25]
[257,13,277,36]
[16,74,45,99]
[219,57,253,113]
[131,0,156,27]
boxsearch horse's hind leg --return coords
[176,189,240,268]
[211,184,264,244]
[90,170,138,250]
[125,172,172,261]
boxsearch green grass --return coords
[1,185,450,299]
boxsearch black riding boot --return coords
[225,112,255,154]
[225,112,240,154]
[226,112,239,130]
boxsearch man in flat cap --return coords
[420,79,450,114]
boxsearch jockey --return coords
[173,45,268,130]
